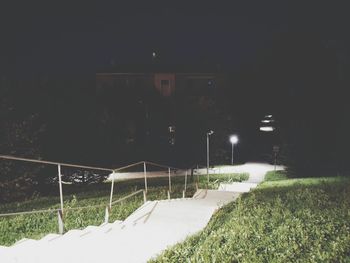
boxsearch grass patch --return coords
[205,173,249,189]
[151,176,350,262]
[264,170,288,181]
[0,172,246,246]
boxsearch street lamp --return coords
[229,135,238,165]
[206,130,214,185]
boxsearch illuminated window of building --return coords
[160,79,171,96]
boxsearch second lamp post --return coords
[230,135,238,165]
[206,130,214,185]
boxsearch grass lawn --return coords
[0,172,247,246]
[151,172,350,262]
[264,170,288,181]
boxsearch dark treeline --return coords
[1,29,350,200]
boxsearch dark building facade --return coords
[94,65,228,165]
[96,71,222,97]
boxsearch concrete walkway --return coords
[0,191,239,263]
[0,163,281,263]
[197,162,285,184]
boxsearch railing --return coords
[0,155,115,234]
[0,155,113,215]
[0,189,147,235]
[0,155,189,236]
[108,161,186,204]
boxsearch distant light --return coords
[108,172,120,181]
[265,115,273,118]
[260,126,275,132]
[152,52,156,58]
[230,135,238,144]
[262,119,274,123]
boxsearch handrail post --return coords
[58,209,64,234]
[184,170,187,192]
[143,189,147,203]
[57,164,64,214]
[168,167,171,193]
[207,133,209,188]
[109,177,115,209]
[143,162,148,193]
[104,206,110,224]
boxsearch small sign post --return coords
[273,145,280,171]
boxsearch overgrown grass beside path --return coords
[151,173,350,262]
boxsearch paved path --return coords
[0,191,239,263]
[0,163,282,263]
[217,163,284,192]
[109,163,284,183]
[196,162,285,183]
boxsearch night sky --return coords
[1,2,349,74]
[1,1,350,169]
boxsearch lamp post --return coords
[230,135,238,165]
[206,130,214,185]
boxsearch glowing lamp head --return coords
[230,135,238,144]
[262,119,274,123]
[207,130,214,136]
[260,126,275,132]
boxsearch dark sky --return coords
[1,1,349,74]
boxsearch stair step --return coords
[12,238,38,249]
[14,238,37,246]
[46,229,82,243]
[0,245,8,251]
[63,229,82,237]
[77,222,122,239]
[40,233,62,242]
[193,189,207,199]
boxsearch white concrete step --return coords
[13,238,38,248]
[57,229,82,239]
[6,238,40,256]
[193,189,207,199]
[79,225,99,236]
[0,245,8,252]
[39,234,61,242]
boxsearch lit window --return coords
[160,79,171,96]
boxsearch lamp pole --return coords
[229,135,238,166]
[231,143,234,165]
[206,130,214,186]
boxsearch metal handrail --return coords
[111,161,181,173]
[109,161,183,203]
[0,190,145,221]
[0,208,58,217]
[110,189,144,206]
[0,155,113,172]
[0,156,190,234]
[144,161,180,171]
[112,161,145,172]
